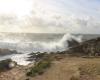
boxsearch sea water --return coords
[0,33,99,65]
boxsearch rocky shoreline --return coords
[0,37,100,80]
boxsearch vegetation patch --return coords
[26,59,51,77]
[0,59,13,72]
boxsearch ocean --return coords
[0,32,100,65]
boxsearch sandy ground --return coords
[0,57,100,80]
[30,57,100,80]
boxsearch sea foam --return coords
[0,33,82,65]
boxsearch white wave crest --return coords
[0,33,82,65]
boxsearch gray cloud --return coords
[0,10,100,34]
[0,15,18,25]
[0,0,100,33]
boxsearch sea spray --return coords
[0,33,82,53]
[0,53,32,65]
[0,33,82,65]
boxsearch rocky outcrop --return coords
[67,37,100,56]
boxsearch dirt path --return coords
[1,57,100,80]
[30,57,100,80]
[30,57,87,80]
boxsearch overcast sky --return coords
[0,0,100,33]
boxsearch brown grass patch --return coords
[79,62,100,76]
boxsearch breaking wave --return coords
[0,33,82,53]
[0,33,82,65]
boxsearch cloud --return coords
[0,15,18,25]
[0,0,100,34]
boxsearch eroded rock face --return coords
[67,39,80,48]
[67,37,100,56]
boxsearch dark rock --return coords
[67,37,100,56]
[67,39,80,48]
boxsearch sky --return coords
[0,0,100,33]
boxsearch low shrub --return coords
[26,59,51,77]
[0,59,12,72]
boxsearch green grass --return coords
[26,59,51,77]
